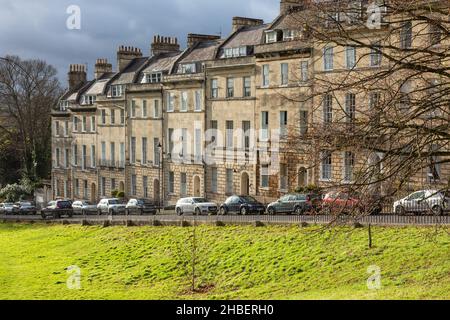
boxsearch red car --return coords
[322,192,361,215]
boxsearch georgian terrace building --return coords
[52,0,449,205]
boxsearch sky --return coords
[0,0,279,85]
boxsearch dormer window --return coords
[144,72,162,84]
[59,100,69,111]
[223,46,248,59]
[110,85,123,97]
[266,31,278,43]
[179,63,196,74]
[81,95,96,105]
[283,30,295,41]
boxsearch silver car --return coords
[394,190,450,216]
[72,200,98,215]
[0,203,17,215]
[97,198,126,215]
[176,197,218,216]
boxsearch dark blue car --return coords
[219,196,266,215]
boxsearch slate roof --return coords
[179,40,223,64]
[222,24,268,48]
[111,57,149,85]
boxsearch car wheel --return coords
[220,207,227,216]
[267,207,276,216]
[195,208,202,216]
[176,208,183,216]
[240,207,248,216]
[431,205,443,216]
[41,212,46,220]
[395,206,406,216]
[108,209,113,216]
[294,206,304,216]
[140,209,144,216]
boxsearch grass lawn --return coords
[0,223,449,300]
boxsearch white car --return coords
[175,197,218,216]
[393,190,450,216]
[97,198,126,215]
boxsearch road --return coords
[1,213,449,226]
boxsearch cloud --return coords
[0,0,279,84]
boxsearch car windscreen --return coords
[193,198,209,203]
[241,196,258,203]
[109,200,119,205]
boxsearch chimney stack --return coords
[151,35,180,56]
[232,17,264,33]
[68,64,87,91]
[117,46,143,72]
[94,58,113,79]
[187,33,221,48]
[280,0,307,14]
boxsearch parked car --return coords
[267,194,313,215]
[41,200,73,219]
[219,196,266,215]
[72,200,98,215]
[14,201,38,215]
[0,203,17,215]
[322,192,383,215]
[176,197,218,216]
[97,198,126,215]
[126,199,157,215]
[393,190,450,216]
[322,192,360,215]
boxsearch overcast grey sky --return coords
[0,0,279,85]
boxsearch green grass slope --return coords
[0,223,448,300]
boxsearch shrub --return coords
[117,191,125,199]
[111,190,119,198]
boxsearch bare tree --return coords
[0,56,62,184]
[282,0,449,215]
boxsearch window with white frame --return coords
[82,95,96,105]
[323,94,333,124]
[344,151,355,182]
[120,109,125,124]
[167,93,174,112]
[130,137,136,164]
[180,63,196,74]
[154,138,160,166]
[153,100,160,118]
[143,176,148,198]
[261,164,269,188]
[300,110,309,135]
[55,148,60,168]
[226,78,234,98]
[261,111,269,141]
[55,121,60,136]
[345,93,356,123]
[110,85,123,97]
[60,100,69,111]
[300,61,309,82]
[81,145,87,170]
[90,116,96,132]
[323,46,334,71]
[400,21,413,49]
[346,46,356,69]
[64,121,69,137]
[169,172,175,194]
[142,100,148,118]
[195,129,202,162]
[283,30,294,41]
[226,121,234,149]
[120,143,125,167]
[211,79,218,98]
[370,42,382,67]
[101,177,106,196]
[321,151,332,181]
[266,31,277,43]
[195,91,201,111]
[82,116,87,132]
[131,100,136,118]
[110,142,115,164]
[280,164,288,190]
[142,137,147,165]
[101,110,106,125]
[243,77,251,97]
[131,175,137,196]
[65,148,70,168]
[73,117,79,132]
[262,65,270,87]
[110,109,115,125]
[181,92,188,112]
[280,111,288,137]
[281,63,289,85]
[101,142,106,165]
[144,72,162,83]
[73,144,78,166]
[91,145,96,168]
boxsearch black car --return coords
[41,200,74,219]
[14,202,37,215]
[219,196,266,215]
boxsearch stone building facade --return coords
[51,0,449,205]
